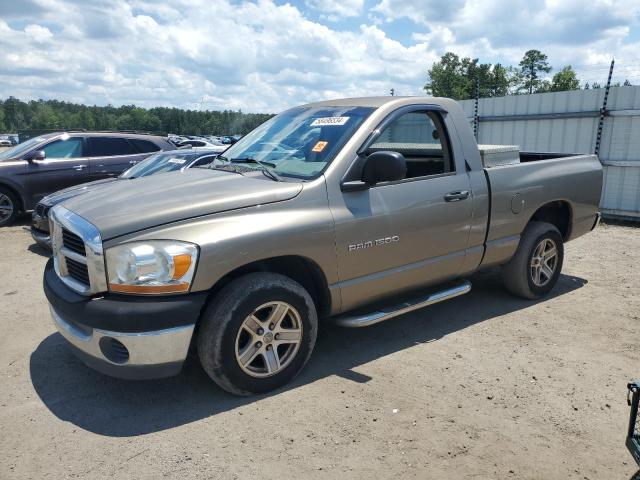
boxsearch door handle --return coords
[444,190,469,202]
[129,160,139,164]
[73,165,88,171]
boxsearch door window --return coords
[130,139,161,153]
[369,111,454,178]
[191,155,216,167]
[87,137,138,157]
[41,137,84,159]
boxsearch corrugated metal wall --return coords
[458,86,640,219]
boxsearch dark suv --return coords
[0,131,174,225]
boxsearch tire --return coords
[197,272,318,396]
[0,187,19,227]
[502,221,564,299]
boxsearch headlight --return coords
[105,240,199,295]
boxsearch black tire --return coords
[0,187,19,227]
[502,221,564,299]
[197,272,318,396]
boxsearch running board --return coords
[334,280,472,328]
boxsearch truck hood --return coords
[60,168,303,239]
[41,178,118,207]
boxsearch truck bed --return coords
[479,153,603,268]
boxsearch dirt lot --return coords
[1,218,638,480]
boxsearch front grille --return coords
[65,257,90,286]
[35,203,50,219]
[62,228,86,256]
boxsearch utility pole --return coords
[595,58,615,157]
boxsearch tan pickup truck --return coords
[43,96,603,395]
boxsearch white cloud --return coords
[0,0,640,113]
[24,24,53,43]
[305,0,364,19]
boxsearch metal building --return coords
[458,86,640,220]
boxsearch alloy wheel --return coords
[235,301,303,378]
[530,238,558,287]
[0,193,14,224]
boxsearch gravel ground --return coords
[1,217,639,480]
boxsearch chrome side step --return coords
[334,280,471,328]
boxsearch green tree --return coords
[518,49,552,94]
[0,106,6,131]
[424,52,515,100]
[549,66,580,92]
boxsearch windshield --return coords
[121,151,209,178]
[220,106,374,179]
[0,136,45,160]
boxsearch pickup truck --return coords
[43,97,603,396]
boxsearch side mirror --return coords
[25,150,46,162]
[341,151,407,192]
[362,151,407,185]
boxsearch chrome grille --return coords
[65,257,90,286]
[62,228,86,256]
[50,205,107,296]
[35,203,50,219]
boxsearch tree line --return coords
[424,49,632,100]
[0,97,274,135]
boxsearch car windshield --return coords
[120,151,206,178]
[219,106,375,179]
[0,136,45,160]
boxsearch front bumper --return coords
[43,259,208,379]
[31,226,51,249]
[31,207,51,249]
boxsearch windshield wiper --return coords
[228,157,283,182]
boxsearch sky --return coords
[1,0,640,113]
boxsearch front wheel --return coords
[0,188,19,227]
[502,221,564,299]
[197,272,318,396]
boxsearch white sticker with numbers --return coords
[310,117,350,127]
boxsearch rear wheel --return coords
[502,221,564,299]
[197,272,318,396]
[0,188,19,226]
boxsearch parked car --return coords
[43,96,602,395]
[31,148,222,248]
[628,381,640,476]
[176,139,228,150]
[0,139,12,147]
[0,131,174,226]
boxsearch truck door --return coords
[330,107,473,312]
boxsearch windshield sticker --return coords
[167,158,187,164]
[311,141,328,153]
[310,117,349,127]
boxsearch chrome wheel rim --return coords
[235,301,303,378]
[530,238,558,287]
[0,193,14,223]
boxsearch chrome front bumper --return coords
[30,226,51,249]
[50,306,194,379]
